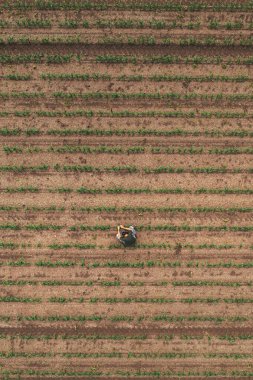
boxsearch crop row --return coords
[0,367,253,379]
[76,206,252,213]
[0,279,250,287]
[110,243,245,251]
[96,54,253,65]
[4,145,253,155]
[2,110,253,119]
[1,296,253,304]
[53,91,253,102]
[0,333,252,342]
[2,127,253,139]
[106,187,249,195]
[0,53,72,64]
[6,72,251,82]
[89,297,253,304]
[3,90,253,102]
[1,259,252,268]
[2,53,253,65]
[0,351,251,360]
[3,35,253,47]
[0,164,250,174]
[4,350,253,358]
[100,36,253,47]
[1,204,252,214]
[0,36,84,45]
[0,352,200,359]
[1,223,252,232]
[42,243,251,251]
[89,260,253,269]
[40,73,251,83]
[0,242,95,250]
[0,240,249,253]
[0,240,247,251]
[3,1,253,11]
[3,90,250,102]
[3,369,253,378]
[0,314,249,323]
[2,19,253,31]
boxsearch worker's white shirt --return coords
[129,226,137,238]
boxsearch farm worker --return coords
[117,225,137,239]
[116,225,137,246]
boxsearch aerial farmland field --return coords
[0,0,253,379]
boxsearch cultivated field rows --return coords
[0,1,253,378]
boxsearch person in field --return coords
[116,225,137,246]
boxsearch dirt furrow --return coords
[1,152,252,170]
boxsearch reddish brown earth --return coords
[0,1,253,379]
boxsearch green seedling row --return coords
[2,1,253,12]
[3,109,253,119]
[2,53,253,66]
[3,145,253,155]
[1,204,252,213]
[0,279,249,287]
[2,127,253,138]
[0,223,252,233]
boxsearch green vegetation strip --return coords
[4,90,253,102]
[0,164,251,174]
[0,240,249,251]
[97,54,253,65]
[70,224,253,232]
[0,53,71,64]
[40,73,252,82]
[0,333,253,343]
[3,53,253,66]
[4,145,253,155]
[90,298,253,304]
[0,165,48,173]
[63,187,253,194]
[0,351,194,359]
[3,18,253,32]
[0,243,95,251]
[0,314,249,323]
[95,36,253,47]
[2,34,249,48]
[0,223,252,232]
[3,1,253,11]
[1,204,252,213]
[51,91,253,101]
[0,296,253,304]
[3,109,253,119]
[2,186,253,195]
[0,74,31,80]
[0,279,250,287]
[15,89,253,100]
[0,351,251,360]
[0,92,44,99]
[88,261,253,268]
[1,259,253,269]
[2,369,253,377]
[2,127,253,138]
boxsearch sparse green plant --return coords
[16,18,51,28]
[59,20,78,28]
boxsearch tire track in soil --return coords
[1,326,252,336]
[1,43,253,57]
